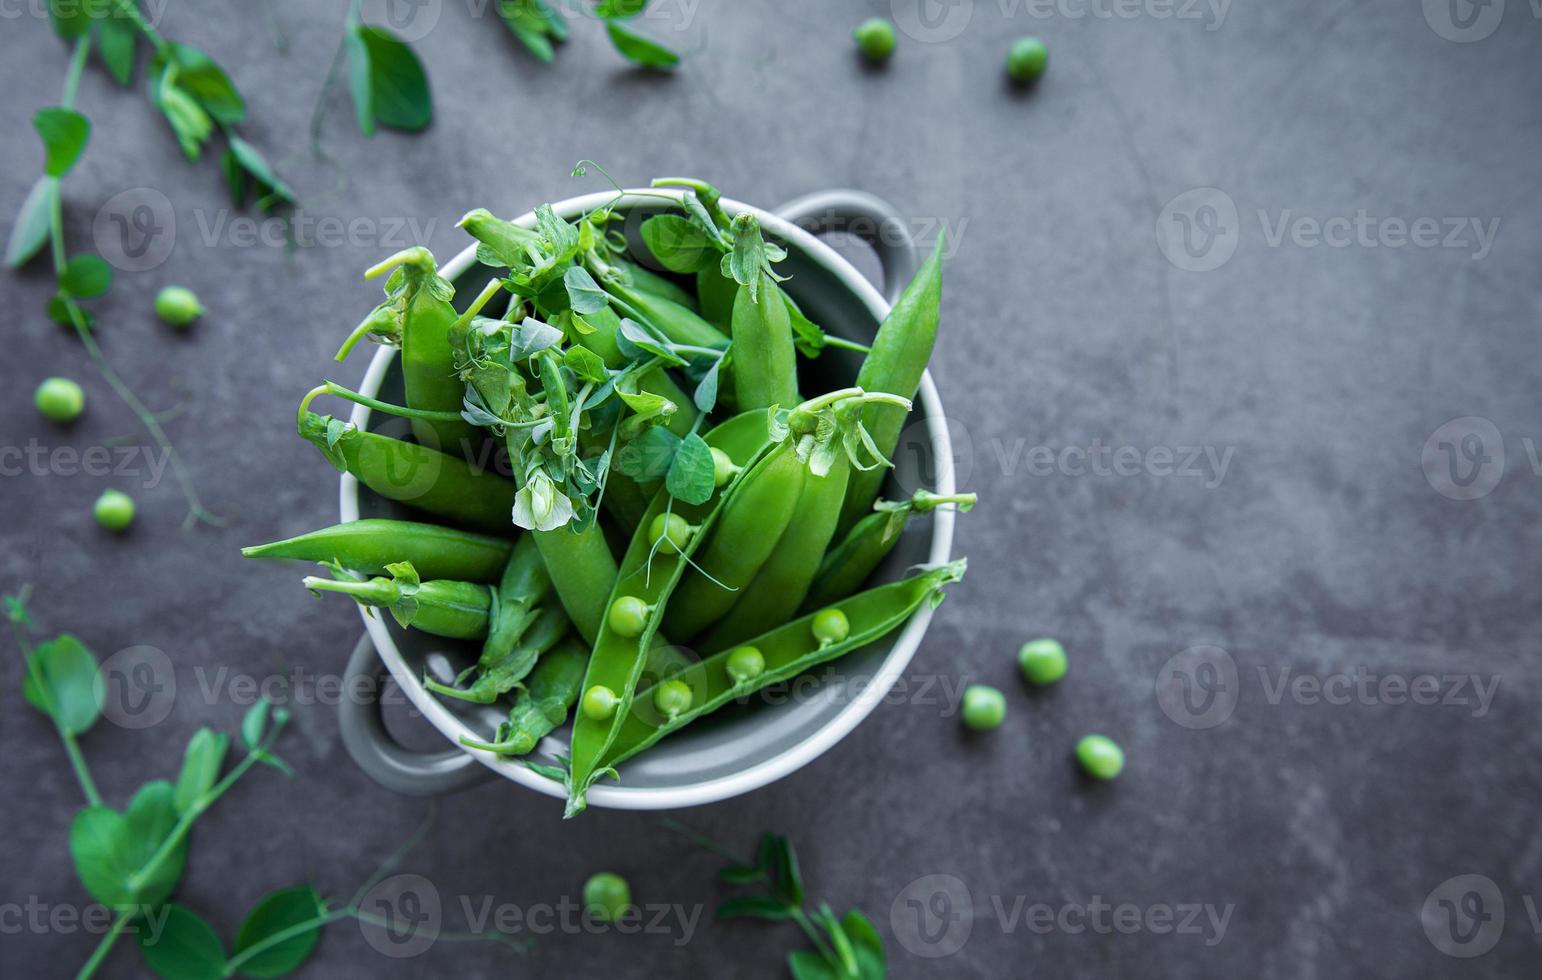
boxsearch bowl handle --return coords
[773,190,919,306]
[339,632,495,796]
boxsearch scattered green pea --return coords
[853,17,896,62]
[710,447,741,488]
[1076,734,1124,780]
[583,872,631,922]
[34,377,85,423]
[811,608,850,648]
[648,512,694,552]
[94,489,136,532]
[155,285,204,328]
[1018,638,1067,685]
[582,685,619,721]
[608,596,653,638]
[1007,36,1048,84]
[961,685,1007,731]
[726,645,765,684]
[653,679,693,719]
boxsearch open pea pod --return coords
[596,560,968,774]
[563,410,777,817]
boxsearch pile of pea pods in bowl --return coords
[243,178,973,815]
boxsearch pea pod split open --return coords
[593,560,968,774]
[563,410,776,817]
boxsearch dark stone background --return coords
[3,1,1540,976]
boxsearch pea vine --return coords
[8,2,296,527]
[9,587,523,979]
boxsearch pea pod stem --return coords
[299,382,467,427]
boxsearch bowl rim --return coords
[339,188,955,809]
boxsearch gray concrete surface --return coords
[3,0,1540,976]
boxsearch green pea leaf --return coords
[666,432,715,505]
[232,885,326,978]
[60,254,113,298]
[48,0,94,38]
[47,294,93,329]
[97,10,140,86]
[614,426,679,481]
[716,863,765,885]
[692,356,721,413]
[227,136,296,208]
[138,904,227,980]
[596,0,649,17]
[173,729,229,815]
[498,0,567,62]
[604,21,679,69]
[786,950,839,980]
[159,44,246,124]
[346,26,432,135]
[563,345,608,384]
[6,177,56,269]
[770,835,805,907]
[22,634,103,736]
[34,107,90,177]
[241,699,271,749]
[842,909,885,962]
[70,781,188,908]
[784,293,828,359]
[563,266,609,316]
[641,215,715,274]
[716,895,793,921]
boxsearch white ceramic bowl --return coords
[336,188,956,809]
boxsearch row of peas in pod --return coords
[243,177,974,816]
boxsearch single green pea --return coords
[653,678,693,719]
[581,685,619,721]
[1018,638,1067,686]
[608,596,653,638]
[853,17,896,62]
[583,872,631,922]
[1007,36,1048,84]
[35,377,85,423]
[726,645,765,684]
[961,685,1007,731]
[711,447,740,488]
[94,489,136,532]
[1076,734,1125,780]
[154,285,204,328]
[648,512,695,552]
[811,608,850,648]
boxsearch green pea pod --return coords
[803,491,977,611]
[728,274,800,411]
[472,535,552,670]
[460,637,588,758]
[598,560,968,773]
[696,456,852,655]
[661,444,806,641]
[303,562,493,640]
[837,233,947,535]
[696,266,738,329]
[606,280,729,351]
[424,603,570,704]
[241,519,514,583]
[617,258,699,312]
[298,410,517,535]
[532,522,617,648]
[346,247,480,453]
[564,410,777,817]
